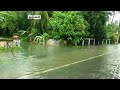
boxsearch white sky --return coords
[113,13,120,22]
[109,12,120,23]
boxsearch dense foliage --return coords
[0,11,119,45]
[48,11,89,45]
[81,11,110,40]
[105,21,120,43]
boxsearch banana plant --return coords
[30,11,49,45]
[33,36,43,44]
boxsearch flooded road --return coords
[0,44,120,79]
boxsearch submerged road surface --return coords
[0,44,120,79]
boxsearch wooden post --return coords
[98,41,99,45]
[117,38,119,44]
[82,40,84,47]
[88,39,90,46]
[102,40,103,45]
[93,39,95,45]
[106,40,107,44]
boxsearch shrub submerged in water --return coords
[46,39,60,46]
[29,45,48,58]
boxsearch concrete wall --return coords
[0,40,20,48]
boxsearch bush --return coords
[43,33,49,42]
[48,11,89,45]
[110,34,117,43]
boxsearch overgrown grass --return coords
[0,47,23,53]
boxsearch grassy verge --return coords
[0,47,23,53]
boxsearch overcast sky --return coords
[109,12,120,23]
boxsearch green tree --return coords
[48,11,89,45]
[0,11,17,37]
[81,11,110,43]
[105,21,119,43]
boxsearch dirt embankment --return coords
[0,41,13,47]
[0,41,7,47]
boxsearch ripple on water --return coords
[1,44,120,79]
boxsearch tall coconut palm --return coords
[30,11,49,44]
[31,11,49,35]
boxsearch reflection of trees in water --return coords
[30,45,48,58]
[21,42,48,58]
[20,41,30,51]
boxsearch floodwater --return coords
[0,44,120,79]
